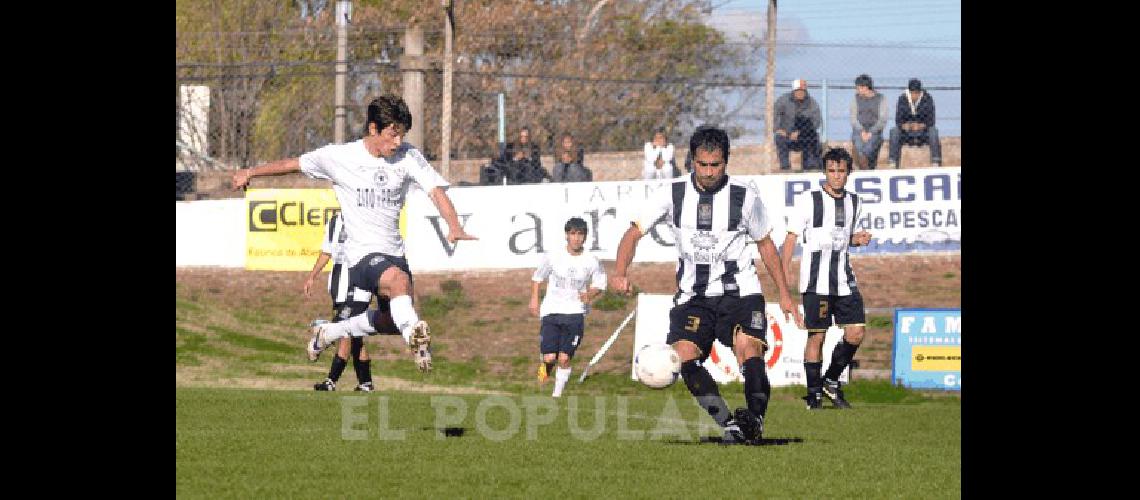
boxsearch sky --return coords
[704,0,961,143]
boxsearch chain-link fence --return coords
[176,1,960,177]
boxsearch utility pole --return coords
[401,21,426,151]
[764,0,777,148]
[335,1,351,144]
[441,0,454,180]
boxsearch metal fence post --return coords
[821,78,829,144]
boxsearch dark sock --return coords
[824,339,860,382]
[680,359,731,427]
[327,355,348,382]
[804,361,823,392]
[544,360,556,374]
[350,337,372,385]
[741,357,771,418]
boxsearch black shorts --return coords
[539,313,585,356]
[331,296,399,334]
[802,290,866,332]
[349,253,413,294]
[666,294,767,362]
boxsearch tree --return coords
[176,0,761,166]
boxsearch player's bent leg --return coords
[822,324,864,409]
[732,328,769,444]
[350,337,374,392]
[378,267,432,371]
[307,319,351,362]
[802,331,826,409]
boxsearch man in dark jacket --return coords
[889,79,942,168]
[501,127,552,183]
[773,79,823,170]
[552,133,592,182]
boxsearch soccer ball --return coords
[634,343,682,389]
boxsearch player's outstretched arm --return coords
[610,224,643,295]
[303,251,332,298]
[757,236,805,328]
[780,231,798,289]
[231,158,301,190]
[428,187,478,243]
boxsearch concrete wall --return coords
[193,136,960,197]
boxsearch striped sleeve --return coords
[785,192,810,236]
[633,182,675,234]
[743,189,773,241]
[320,214,340,255]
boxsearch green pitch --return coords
[176,381,960,498]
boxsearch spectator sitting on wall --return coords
[774,79,823,171]
[643,128,677,180]
[888,78,942,168]
[552,133,592,182]
[503,126,551,183]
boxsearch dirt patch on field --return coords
[177,253,959,386]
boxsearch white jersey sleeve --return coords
[786,191,811,236]
[298,144,339,182]
[532,253,552,282]
[633,183,673,235]
[406,147,449,193]
[589,257,607,291]
[742,187,774,241]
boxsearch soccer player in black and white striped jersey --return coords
[304,213,399,392]
[611,126,804,445]
[781,147,873,410]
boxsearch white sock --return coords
[345,312,377,337]
[552,367,572,397]
[389,295,420,343]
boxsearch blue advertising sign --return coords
[891,309,961,390]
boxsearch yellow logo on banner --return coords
[245,189,341,271]
[910,346,961,372]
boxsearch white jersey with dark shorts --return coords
[786,188,866,331]
[532,246,607,356]
[300,140,448,294]
[633,174,775,357]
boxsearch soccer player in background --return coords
[232,93,476,373]
[529,217,607,398]
[610,126,804,445]
[781,147,873,409]
[303,212,401,392]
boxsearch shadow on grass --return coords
[663,436,805,446]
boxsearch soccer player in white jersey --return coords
[781,147,872,409]
[610,126,804,445]
[232,94,476,372]
[529,217,607,398]
[303,212,401,392]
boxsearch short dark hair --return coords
[363,94,412,136]
[823,147,853,171]
[564,217,588,235]
[907,78,923,91]
[854,74,874,89]
[689,126,730,165]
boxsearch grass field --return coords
[176,260,960,497]
[176,380,960,498]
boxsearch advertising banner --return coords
[244,189,342,271]
[404,168,960,271]
[891,308,962,389]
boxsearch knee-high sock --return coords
[741,357,771,418]
[350,337,372,385]
[824,339,860,382]
[327,355,348,382]
[804,361,823,392]
[343,311,378,338]
[388,295,420,343]
[680,360,731,427]
[552,367,571,397]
